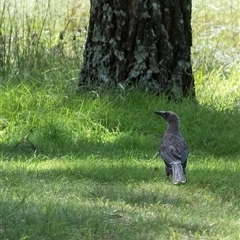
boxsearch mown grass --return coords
[1,82,240,239]
[1,0,240,239]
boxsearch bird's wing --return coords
[160,134,188,165]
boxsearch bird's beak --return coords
[154,111,166,118]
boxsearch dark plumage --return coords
[155,111,188,184]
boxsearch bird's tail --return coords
[172,162,186,184]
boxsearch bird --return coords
[154,111,188,184]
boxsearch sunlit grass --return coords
[195,64,240,110]
[1,80,240,239]
[192,0,240,71]
[2,155,240,239]
[0,0,90,74]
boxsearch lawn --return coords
[1,0,240,239]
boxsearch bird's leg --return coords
[165,167,172,178]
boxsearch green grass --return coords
[1,83,240,239]
[192,0,240,71]
[1,0,240,239]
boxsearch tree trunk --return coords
[79,0,194,98]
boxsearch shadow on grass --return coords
[1,93,240,213]
[188,167,240,203]
[2,147,240,205]
[1,130,157,162]
[1,90,240,160]
[3,105,240,161]
[1,185,222,240]
[183,104,240,158]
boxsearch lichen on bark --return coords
[79,0,194,98]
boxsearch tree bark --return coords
[79,0,194,98]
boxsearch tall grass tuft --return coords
[0,0,89,77]
[192,0,240,72]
